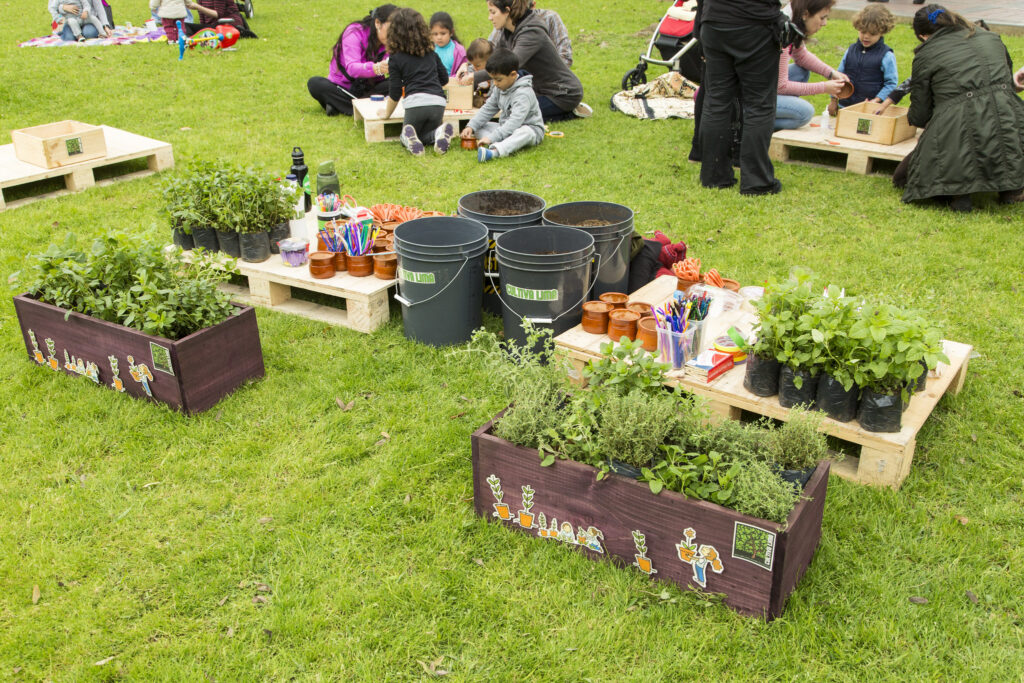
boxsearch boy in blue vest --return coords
[835,4,898,109]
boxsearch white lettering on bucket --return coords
[505,284,558,302]
[398,268,436,285]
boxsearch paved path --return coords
[832,0,1024,34]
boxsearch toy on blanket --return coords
[175,20,239,60]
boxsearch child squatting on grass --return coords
[832,3,898,112]
[378,8,456,156]
[461,48,545,162]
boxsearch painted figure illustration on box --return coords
[127,355,154,397]
[676,527,724,588]
[64,350,100,383]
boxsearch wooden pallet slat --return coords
[769,126,919,175]
[553,275,972,489]
[351,98,480,144]
[0,125,173,211]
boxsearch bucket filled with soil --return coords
[542,201,634,298]
[494,226,594,349]
[457,190,546,315]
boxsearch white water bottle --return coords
[820,107,832,132]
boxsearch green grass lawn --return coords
[2,1,1023,679]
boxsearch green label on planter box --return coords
[150,342,174,376]
[732,521,776,571]
[65,136,83,156]
[399,268,435,285]
[856,118,873,136]
[505,284,558,302]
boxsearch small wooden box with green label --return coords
[11,120,107,169]
[835,101,916,146]
[443,83,473,110]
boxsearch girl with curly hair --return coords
[378,8,456,155]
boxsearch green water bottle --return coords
[316,160,340,198]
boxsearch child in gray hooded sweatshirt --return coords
[462,49,545,162]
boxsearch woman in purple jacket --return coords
[307,4,397,117]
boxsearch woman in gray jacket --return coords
[472,0,589,122]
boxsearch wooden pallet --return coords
[553,275,972,490]
[223,252,396,333]
[351,98,480,143]
[769,125,918,175]
[0,126,173,210]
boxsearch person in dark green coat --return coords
[893,5,1024,211]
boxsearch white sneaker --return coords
[434,122,455,154]
[573,102,593,118]
[400,124,424,156]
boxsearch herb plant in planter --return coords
[809,288,860,421]
[468,324,832,619]
[161,163,221,252]
[11,234,264,414]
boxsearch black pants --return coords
[699,22,778,193]
[403,105,445,145]
[306,77,389,116]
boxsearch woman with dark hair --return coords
[774,0,849,129]
[893,5,1024,210]
[471,0,588,122]
[307,4,398,117]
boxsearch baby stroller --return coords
[622,0,703,90]
[236,0,253,19]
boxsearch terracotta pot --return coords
[373,253,398,279]
[421,210,447,217]
[372,237,389,254]
[721,278,740,292]
[599,292,628,309]
[581,301,612,335]
[838,80,855,100]
[626,301,652,317]
[636,317,659,352]
[332,251,347,272]
[607,309,640,342]
[461,136,478,150]
[347,254,374,277]
[677,278,700,293]
[382,220,401,233]
[309,251,336,279]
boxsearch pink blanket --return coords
[19,25,167,48]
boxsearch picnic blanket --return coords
[19,25,167,48]
[610,71,698,120]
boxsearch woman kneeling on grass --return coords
[307,4,397,117]
[893,4,1024,212]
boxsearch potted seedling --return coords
[632,530,656,575]
[487,474,511,520]
[811,288,860,422]
[517,485,536,528]
[11,233,264,414]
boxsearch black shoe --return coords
[325,103,339,116]
[998,188,1024,204]
[740,179,782,196]
[949,194,973,212]
[701,180,736,190]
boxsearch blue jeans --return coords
[60,22,99,40]
[774,63,814,129]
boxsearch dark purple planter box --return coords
[471,413,830,620]
[13,294,264,415]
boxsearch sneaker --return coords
[573,102,593,118]
[998,188,1024,204]
[478,146,497,162]
[740,179,782,196]
[434,122,455,154]
[400,125,424,156]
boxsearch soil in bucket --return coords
[495,225,595,350]
[394,217,490,347]
[458,190,546,316]
[542,201,634,298]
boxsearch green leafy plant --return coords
[641,446,740,506]
[809,287,860,391]
[583,338,673,397]
[15,233,238,340]
[749,268,820,377]
[762,407,830,471]
[730,458,803,524]
[591,391,680,469]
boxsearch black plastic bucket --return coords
[542,201,633,298]
[457,190,546,315]
[494,226,595,348]
[394,217,490,347]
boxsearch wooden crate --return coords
[13,296,264,415]
[351,98,480,143]
[553,275,972,490]
[12,120,107,168]
[443,83,473,110]
[769,125,918,175]
[472,413,831,620]
[835,101,916,145]
[0,126,173,211]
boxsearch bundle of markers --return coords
[650,299,693,333]
[685,291,711,321]
[651,299,698,369]
[319,219,378,256]
[316,192,343,213]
